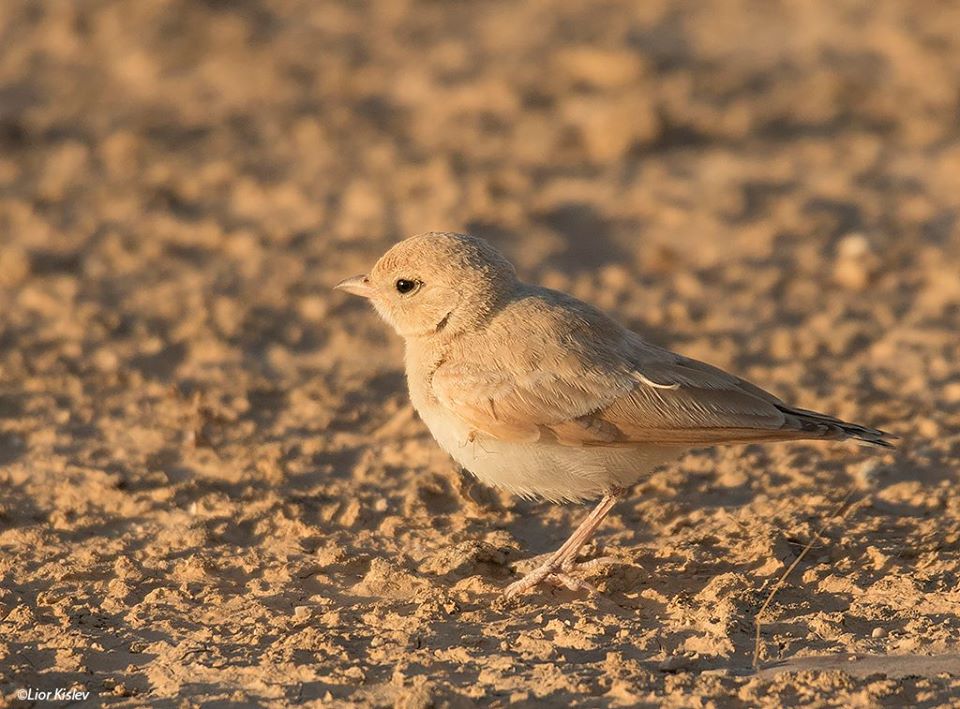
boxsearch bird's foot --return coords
[504,564,589,599]
[560,555,618,574]
[504,556,616,599]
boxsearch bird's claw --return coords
[504,560,607,599]
[563,555,618,573]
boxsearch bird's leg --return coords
[504,488,624,599]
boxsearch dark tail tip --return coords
[854,430,897,449]
[781,406,897,449]
[836,421,897,449]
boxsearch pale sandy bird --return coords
[335,232,893,598]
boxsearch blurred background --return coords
[1,0,959,704]
[1,1,959,381]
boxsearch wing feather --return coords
[430,289,890,448]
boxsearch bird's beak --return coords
[334,274,374,298]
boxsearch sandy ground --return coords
[1,0,959,706]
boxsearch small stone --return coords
[838,233,871,259]
[92,348,119,372]
[659,653,697,672]
[833,233,879,291]
[872,627,887,638]
[856,460,882,488]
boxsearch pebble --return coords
[833,233,879,291]
[856,460,882,488]
[658,653,700,672]
[92,348,119,372]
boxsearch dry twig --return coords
[753,489,863,668]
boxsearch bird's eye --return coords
[395,279,419,295]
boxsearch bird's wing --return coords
[432,289,894,448]
[431,355,636,443]
[428,283,804,446]
[577,350,797,445]
[432,339,799,446]
[570,351,893,447]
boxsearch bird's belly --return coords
[416,403,681,502]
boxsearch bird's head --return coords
[335,232,518,339]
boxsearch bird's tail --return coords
[778,405,897,448]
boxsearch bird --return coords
[334,232,894,599]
